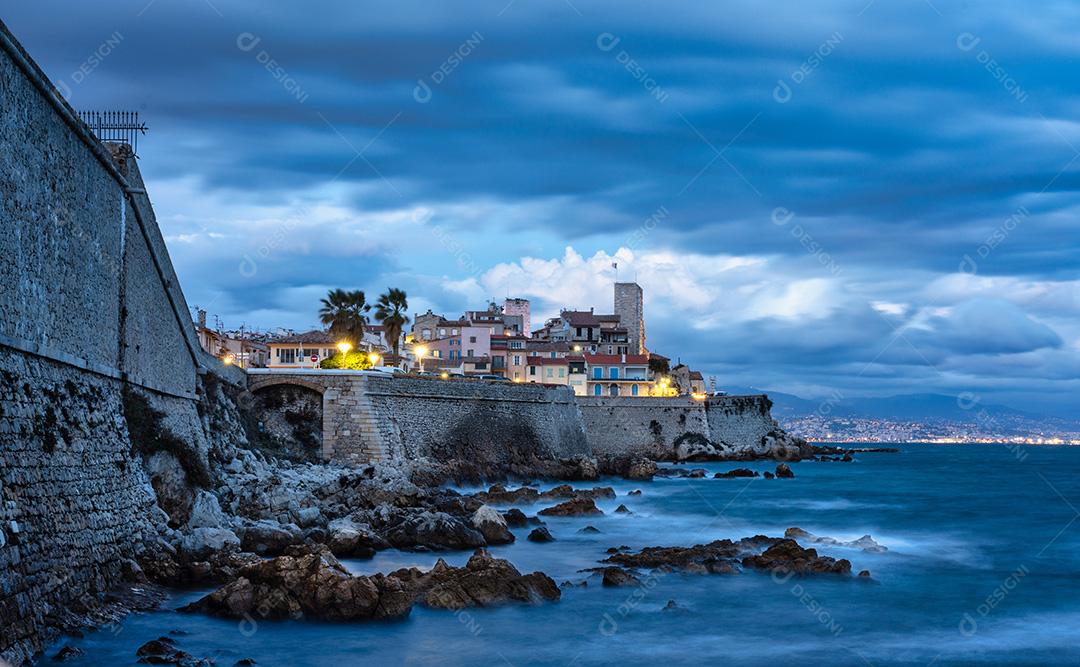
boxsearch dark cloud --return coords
[6,1,1080,413]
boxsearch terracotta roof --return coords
[649,352,670,362]
[267,330,336,344]
[526,356,570,366]
[595,314,621,322]
[584,353,650,365]
[689,371,704,380]
[562,310,600,326]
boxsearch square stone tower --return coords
[503,297,531,337]
[614,282,645,354]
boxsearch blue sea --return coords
[45,444,1080,666]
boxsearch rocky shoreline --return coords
[24,373,874,665]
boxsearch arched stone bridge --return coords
[247,370,387,463]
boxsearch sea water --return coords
[42,444,1080,666]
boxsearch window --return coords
[513,355,521,365]
[546,368,554,378]
[610,367,619,379]
[593,367,602,379]
[609,384,620,397]
[422,328,431,339]
[631,384,639,396]
[530,366,537,376]
[439,328,446,336]
[278,348,296,363]
[594,384,602,396]
[467,349,474,357]
[550,351,556,358]
[559,368,566,378]
[469,336,477,343]
[452,328,459,335]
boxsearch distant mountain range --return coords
[726,387,1068,424]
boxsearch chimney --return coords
[197,309,207,328]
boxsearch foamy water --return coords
[43,444,1080,666]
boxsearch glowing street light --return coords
[368,351,381,367]
[336,341,351,368]
[415,345,428,372]
[222,354,235,366]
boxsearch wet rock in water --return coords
[527,526,555,543]
[627,489,642,496]
[140,538,260,587]
[784,527,887,553]
[858,570,872,578]
[599,567,641,587]
[662,599,688,612]
[472,505,515,545]
[394,549,560,610]
[235,660,257,667]
[135,636,212,666]
[626,458,658,481]
[687,468,707,478]
[181,545,413,621]
[502,508,542,528]
[775,463,795,479]
[473,484,615,506]
[741,539,851,575]
[614,504,631,514]
[538,498,603,517]
[763,471,775,479]
[52,645,83,661]
[578,526,602,534]
[603,536,780,575]
[381,509,486,551]
[540,484,616,501]
[714,468,759,479]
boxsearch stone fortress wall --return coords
[577,394,781,459]
[0,19,226,663]
[247,372,590,465]
[249,371,784,466]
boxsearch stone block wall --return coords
[0,20,216,662]
[0,350,157,664]
[360,376,590,465]
[577,394,779,459]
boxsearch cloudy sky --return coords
[8,1,1080,414]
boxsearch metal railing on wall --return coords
[77,110,148,155]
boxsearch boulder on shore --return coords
[472,505,515,545]
[626,459,658,481]
[379,509,487,551]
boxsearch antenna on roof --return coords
[77,110,149,155]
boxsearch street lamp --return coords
[415,345,428,372]
[336,341,351,368]
[368,351,381,368]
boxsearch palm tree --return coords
[374,288,409,358]
[319,288,370,346]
